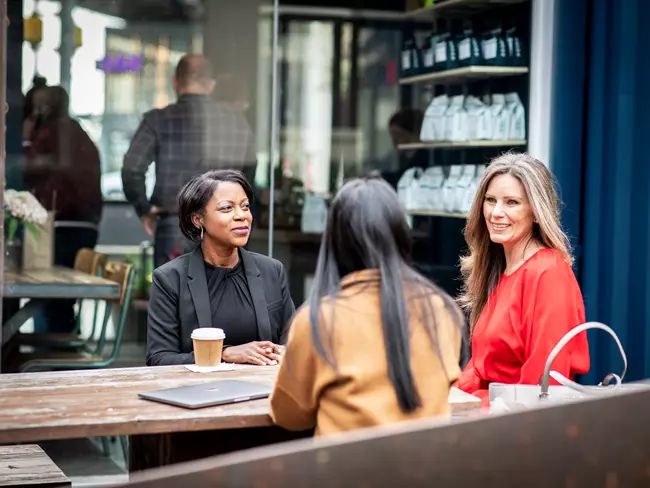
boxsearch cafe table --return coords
[0,365,482,473]
[1,266,121,348]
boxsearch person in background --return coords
[456,152,590,405]
[122,54,257,269]
[22,85,103,333]
[269,178,464,436]
[213,72,260,222]
[146,170,295,367]
[369,108,428,189]
[22,75,47,124]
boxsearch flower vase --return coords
[4,237,23,273]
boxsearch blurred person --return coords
[269,177,465,436]
[456,153,590,405]
[146,170,295,366]
[213,72,262,220]
[22,79,48,144]
[22,75,47,124]
[22,85,103,333]
[369,108,428,188]
[122,54,257,269]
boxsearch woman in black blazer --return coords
[146,170,296,366]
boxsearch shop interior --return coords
[3,0,533,478]
[15,0,531,305]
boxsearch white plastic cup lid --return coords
[191,327,226,340]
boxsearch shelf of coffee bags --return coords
[407,209,467,219]
[397,139,526,150]
[404,0,528,20]
[399,65,528,86]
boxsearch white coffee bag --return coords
[490,94,510,140]
[420,94,449,142]
[453,165,477,212]
[442,165,463,212]
[397,167,423,211]
[461,164,487,213]
[446,95,467,142]
[505,92,526,140]
[465,96,487,141]
[418,166,446,210]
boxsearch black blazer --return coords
[146,247,296,366]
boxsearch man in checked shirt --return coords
[122,54,256,268]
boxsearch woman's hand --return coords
[222,341,284,366]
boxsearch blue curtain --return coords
[552,0,650,383]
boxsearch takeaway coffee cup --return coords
[191,328,226,367]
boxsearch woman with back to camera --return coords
[22,85,103,334]
[146,169,295,366]
[269,177,465,436]
[456,152,590,404]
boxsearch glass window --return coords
[3,0,430,365]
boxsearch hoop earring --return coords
[200,226,204,240]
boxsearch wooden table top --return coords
[0,445,70,487]
[0,365,481,444]
[3,266,121,299]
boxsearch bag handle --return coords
[539,322,627,398]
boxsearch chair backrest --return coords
[74,248,107,276]
[72,249,107,335]
[95,261,135,364]
[116,386,650,487]
[103,261,133,305]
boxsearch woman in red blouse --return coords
[456,153,590,404]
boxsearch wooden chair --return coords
[10,261,135,461]
[11,248,108,351]
[14,261,135,373]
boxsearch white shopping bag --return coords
[489,322,648,413]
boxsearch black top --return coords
[146,247,296,366]
[204,258,259,346]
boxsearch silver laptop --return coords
[139,380,273,409]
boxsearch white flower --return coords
[4,190,48,225]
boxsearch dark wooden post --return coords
[0,0,8,371]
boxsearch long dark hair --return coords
[40,86,70,121]
[23,76,47,121]
[308,178,464,413]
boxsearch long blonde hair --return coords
[458,152,572,328]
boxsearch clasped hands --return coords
[222,341,284,366]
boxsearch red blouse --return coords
[457,248,590,403]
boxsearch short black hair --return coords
[177,169,254,241]
[388,108,424,134]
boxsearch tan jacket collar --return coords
[341,269,380,289]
